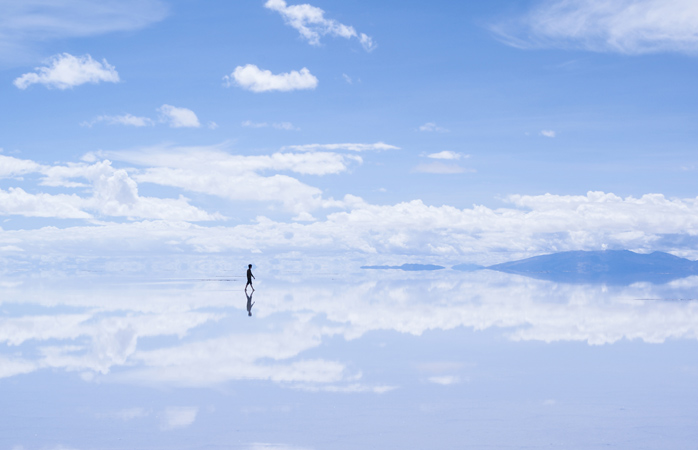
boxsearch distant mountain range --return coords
[486,250,698,285]
[362,250,698,284]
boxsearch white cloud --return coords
[161,407,198,430]
[0,0,167,62]
[225,64,318,93]
[427,151,467,160]
[101,145,360,214]
[0,188,91,219]
[207,121,219,130]
[81,114,154,128]
[157,105,200,128]
[540,130,556,138]
[282,142,399,152]
[242,120,268,128]
[264,0,375,51]
[0,157,220,221]
[242,120,299,131]
[419,122,449,132]
[0,155,41,178]
[13,53,119,90]
[492,0,698,55]
[413,162,471,174]
[342,74,353,84]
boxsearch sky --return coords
[2,0,698,264]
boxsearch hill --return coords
[487,250,698,285]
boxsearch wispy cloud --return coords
[242,120,299,131]
[419,122,449,132]
[428,375,460,385]
[0,0,167,62]
[492,0,698,55]
[426,151,467,160]
[264,0,376,51]
[157,105,201,128]
[540,130,556,138]
[413,162,472,174]
[160,407,198,430]
[224,64,318,93]
[13,53,119,90]
[282,142,399,152]
[82,105,203,129]
[81,114,154,128]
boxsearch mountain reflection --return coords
[1,269,697,388]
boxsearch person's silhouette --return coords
[246,290,255,316]
[245,264,255,292]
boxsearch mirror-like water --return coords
[2,263,697,449]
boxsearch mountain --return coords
[487,250,698,285]
[361,264,445,271]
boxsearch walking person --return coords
[245,264,255,292]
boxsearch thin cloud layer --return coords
[264,0,376,51]
[413,162,470,174]
[82,105,202,128]
[282,142,399,152]
[242,120,299,131]
[13,53,119,90]
[225,64,318,93]
[493,0,698,54]
[427,151,466,160]
[419,122,449,132]
[0,0,168,61]
[81,114,154,128]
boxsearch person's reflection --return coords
[246,290,255,316]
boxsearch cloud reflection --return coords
[1,269,698,390]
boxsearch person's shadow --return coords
[246,290,255,317]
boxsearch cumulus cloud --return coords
[426,151,467,160]
[282,142,399,152]
[0,156,220,221]
[13,53,119,90]
[0,0,167,62]
[540,130,556,138]
[419,122,449,132]
[224,64,318,93]
[264,0,376,51]
[99,144,361,214]
[81,114,154,128]
[157,105,201,128]
[492,0,698,55]
[161,407,198,430]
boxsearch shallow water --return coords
[1,265,697,449]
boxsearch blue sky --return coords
[1,0,698,263]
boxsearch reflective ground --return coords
[2,261,697,449]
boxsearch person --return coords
[246,290,255,317]
[245,264,255,292]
